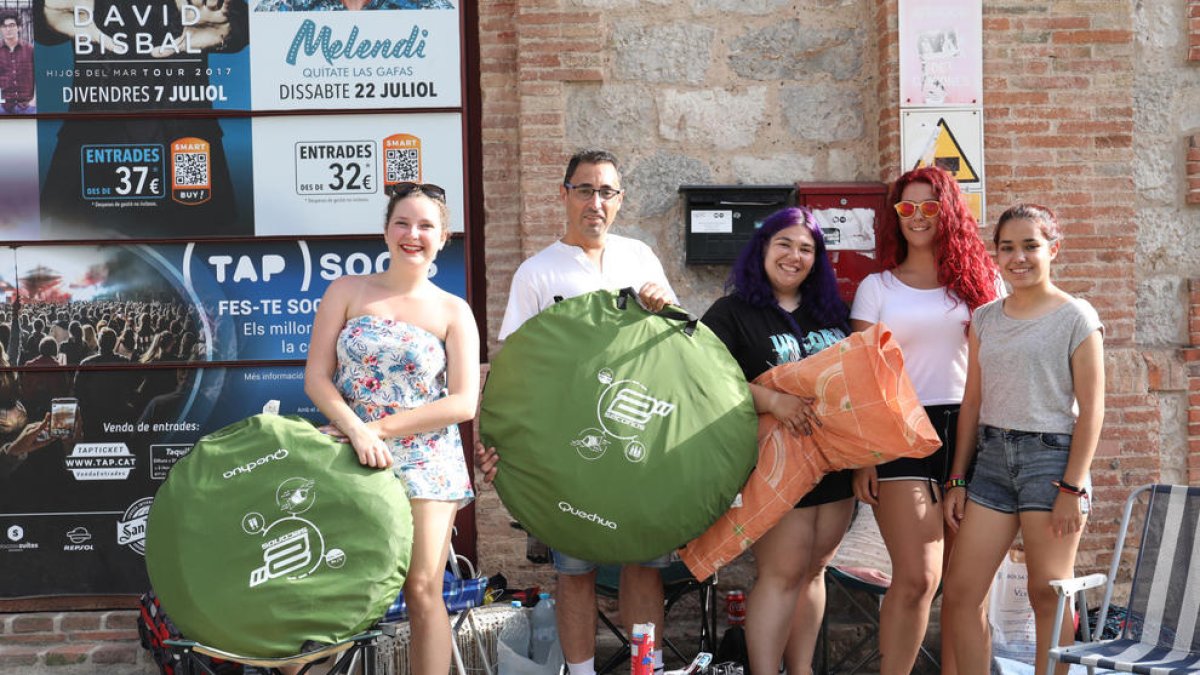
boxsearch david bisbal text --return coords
[69,4,205,55]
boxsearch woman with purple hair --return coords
[701,206,853,675]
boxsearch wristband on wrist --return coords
[1052,479,1087,497]
[944,477,967,490]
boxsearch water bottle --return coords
[498,600,530,657]
[529,592,557,663]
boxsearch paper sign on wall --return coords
[690,210,734,234]
[813,208,875,251]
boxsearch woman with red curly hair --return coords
[849,166,999,675]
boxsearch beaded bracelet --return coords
[944,477,967,490]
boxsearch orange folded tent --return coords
[680,323,940,580]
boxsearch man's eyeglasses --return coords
[387,182,446,203]
[894,199,941,219]
[564,182,624,202]
[1,23,18,28]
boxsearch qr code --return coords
[174,152,209,187]
[385,148,419,183]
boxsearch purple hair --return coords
[726,207,849,329]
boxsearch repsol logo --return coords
[223,449,289,479]
[558,501,617,530]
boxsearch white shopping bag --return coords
[989,548,1037,664]
[988,549,1089,675]
[496,608,563,675]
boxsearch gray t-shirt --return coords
[974,297,1103,434]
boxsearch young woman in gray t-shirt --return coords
[940,204,1104,675]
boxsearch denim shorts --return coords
[551,549,674,575]
[968,424,1091,514]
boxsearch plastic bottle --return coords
[529,592,558,663]
[498,600,530,658]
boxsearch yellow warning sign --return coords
[901,108,987,223]
[916,118,980,183]
[962,191,982,222]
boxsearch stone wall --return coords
[1133,0,1200,502]
[475,0,1200,592]
[474,0,883,593]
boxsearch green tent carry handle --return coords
[615,287,699,337]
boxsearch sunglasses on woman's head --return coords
[387,182,447,203]
[894,199,941,219]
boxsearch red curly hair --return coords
[879,166,998,314]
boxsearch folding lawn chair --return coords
[163,542,492,675]
[165,630,390,674]
[1047,484,1200,674]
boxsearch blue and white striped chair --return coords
[1047,484,1200,674]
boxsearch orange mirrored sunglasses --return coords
[894,199,941,219]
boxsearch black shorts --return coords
[797,468,853,508]
[875,404,960,484]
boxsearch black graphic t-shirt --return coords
[702,294,848,381]
[701,293,852,508]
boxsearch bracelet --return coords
[1052,479,1087,497]
[944,477,967,490]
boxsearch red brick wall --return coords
[1188,134,1200,205]
[875,2,1144,564]
[0,610,148,670]
[478,0,604,355]
[479,0,521,355]
[1190,1,1200,61]
[874,0,901,181]
[1189,279,1200,483]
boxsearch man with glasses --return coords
[480,148,675,675]
[0,11,35,114]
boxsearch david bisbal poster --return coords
[248,0,460,111]
[32,0,251,114]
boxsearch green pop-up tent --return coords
[482,289,758,564]
[145,414,412,658]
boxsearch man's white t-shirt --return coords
[498,235,674,341]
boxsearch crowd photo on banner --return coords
[0,0,1149,674]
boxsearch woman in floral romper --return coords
[305,183,479,675]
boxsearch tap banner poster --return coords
[29,0,460,115]
[1,236,465,366]
[0,363,315,597]
[0,235,465,596]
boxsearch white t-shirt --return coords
[498,234,674,341]
[849,270,972,406]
